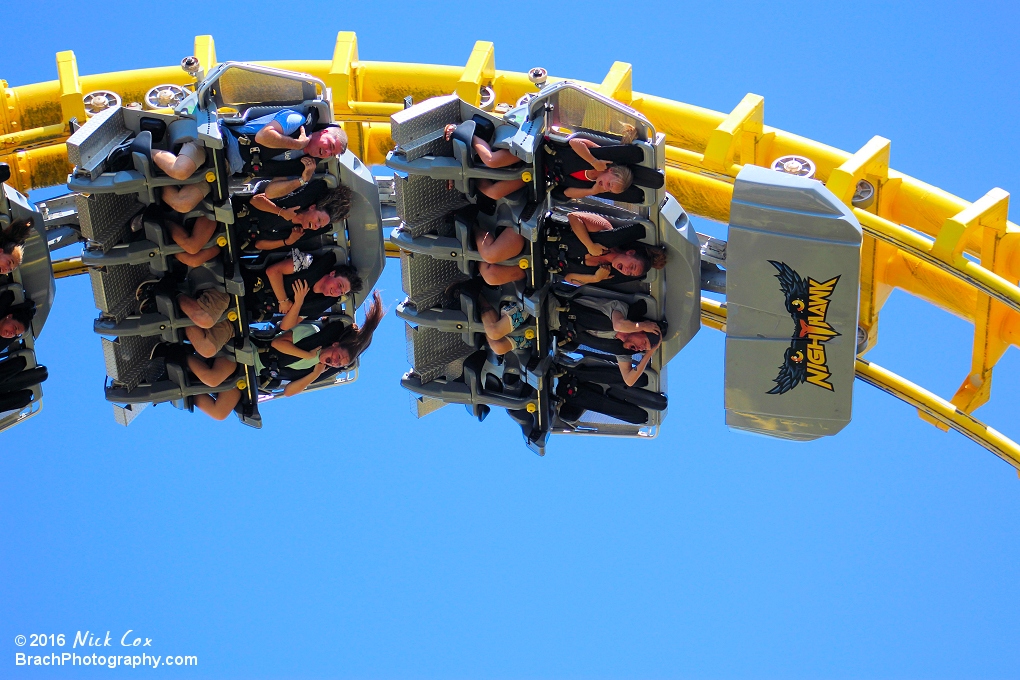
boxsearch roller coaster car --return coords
[0,167,54,433]
[188,62,384,309]
[389,84,701,453]
[73,63,382,427]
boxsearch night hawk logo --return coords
[767,261,840,395]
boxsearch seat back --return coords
[528,82,663,210]
[191,62,324,111]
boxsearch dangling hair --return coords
[619,123,638,145]
[317,185,353,223]
[0,218,33,270]
[606,165,634,192]
[628,243,669,274]
[334,290,385,367]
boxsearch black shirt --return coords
[243,251,340,321]
[237,179,330,250]
[543,140,645,203]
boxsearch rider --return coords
[558,295,663,386]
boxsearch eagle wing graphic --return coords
[768,341,809,395]
[769,260,810,334]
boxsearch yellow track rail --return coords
[6,33,1017,470]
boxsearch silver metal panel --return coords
[4,187,55,337]
[405,324,474,384]
[66,105,129,173]
[89,262,151,322]
[76,192,141,252]
[112,402,148,426]
[724,165,862,440]
[657,193,702,365]
[402,216,450,239]
[102,335,162,391]
[400,250,462,310]
[527,81,654,143]
[390,95,461,149]
[401,128,451,163]
[212,64,317,106]
[393,174,468,227]
[409,393,448,418]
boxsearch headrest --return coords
[628,164,665,189]
[306,108,342,134]
[609,186,646,203]
[139,117,168,143]
[8,301,35,327]
[597,222,647,246]
[295,319,348,351]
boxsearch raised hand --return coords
[291,278,310,301]
[278,206,299,222]
[300,156,317,180]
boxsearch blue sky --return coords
[2,2,1019,678]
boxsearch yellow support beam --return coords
[930,188,1010,266]
[455,41,495,107]
[930,189,1012,415]
[855,208,1020,316]
[326,31,359,114]
[597,62,632,105]
[701,93,763,172]
[52,256,86,279]
[826,135,890,206]
[193,35,216,74]
[55,51,86,127]
[0,143,71,193]
[855,359,1020,472]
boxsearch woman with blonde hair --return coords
[445,121,645,202]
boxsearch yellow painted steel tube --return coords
[3,57,1014,258]
[857,210,1020,316]
[2,66,192,132]
[52,256,87,279]
[854,359,1020,473]
[0,144,72,193]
